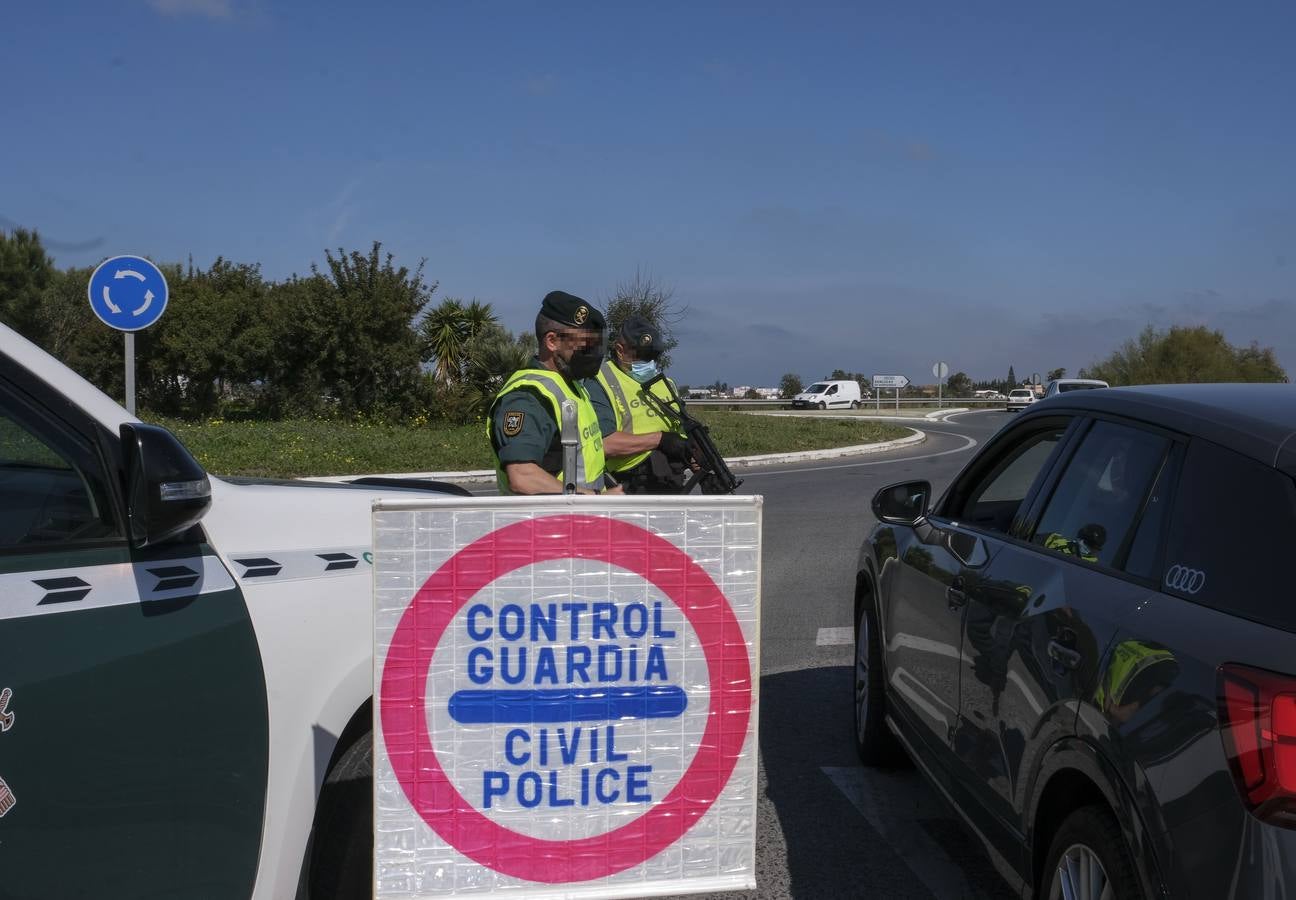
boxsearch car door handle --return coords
[1047,640,1083,670]
[946,577,968,611]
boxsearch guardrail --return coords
[686,397,1018,409]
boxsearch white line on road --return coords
[742,430,978,477]
[816,626,854,646]
[822,766,998,900]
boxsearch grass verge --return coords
[148,411,911,479]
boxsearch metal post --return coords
[560,400,578,494]
[895,388,899,411]
[938,378,943,408]
[125,333,136,416]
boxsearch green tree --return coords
[0,228,55,337]
[743,388,760,399]
[1047,367,1067,382]
[779,372,803,398]
[1007,365,1017,389]
[1080,325,1288,385]
[947,371,973,397]
[605,270,684,369]
[256,243,434,418]
[418,297,498,384]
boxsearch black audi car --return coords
[854,384,1296,899]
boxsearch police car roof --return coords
[1028,383,1296,475]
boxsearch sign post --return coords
[373,496,762,898]
[87,255,169,415]
[871,375,910,413]
[932,362,949,408]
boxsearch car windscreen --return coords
[806,383,829,393]
[1059,383,1102,392]
[1162,439,1296,633]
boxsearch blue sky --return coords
[4,1,1294,386]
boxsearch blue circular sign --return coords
[87,255,169,332]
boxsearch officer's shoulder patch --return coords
[502,410,525,437]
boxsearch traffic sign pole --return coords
[125,333,135,415]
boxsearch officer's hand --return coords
[658,432,692,462]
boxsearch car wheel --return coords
[818,401,827,410]
[851,401,860,410]
[1041,805,1141,900]
[854,595,905,766]
[309,731,372,899]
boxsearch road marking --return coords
[822,766,998,899]
[816,626,854,646]
[742,430,978,477]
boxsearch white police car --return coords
[0,321,462,898]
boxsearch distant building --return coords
[755,387,780,399]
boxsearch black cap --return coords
[619,315,663,357]
[540,291,605,331]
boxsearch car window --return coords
[826,385,838,395]
[948,426,1067,535]
[1123,447,1180,581]
[0,401,117,550]
[807,383,827,393]
[1059,383,1101,393]
[1031,421,1170,570]
[1162,440,1296,633]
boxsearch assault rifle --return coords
[638,375,743,494]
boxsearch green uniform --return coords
[587,361,685,474]
[487,361,606,494]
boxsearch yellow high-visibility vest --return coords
[487,368,605,493]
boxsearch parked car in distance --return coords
[792,379,862,410]
[1006,388,1036,411]
[1044,378,1110,399]
[853,383,1296,900]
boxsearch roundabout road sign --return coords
[87,255,168,332]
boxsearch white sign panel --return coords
[373,496,762,898]
[872,374,910,389]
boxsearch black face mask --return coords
[557,343,604,381]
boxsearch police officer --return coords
[486,291,623,495]
[585,315,695,494]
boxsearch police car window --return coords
[0,408,116,549]
[1162,440,1296,633]
[1031,421,1169,571]
[953,427,1065,536]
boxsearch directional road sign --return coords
[872,374,910,389]
[87,255,169,332]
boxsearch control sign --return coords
[373,497,761,898]
[87,255,168,332]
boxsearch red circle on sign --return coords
[379,514,753,883]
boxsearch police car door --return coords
[0,364,268,898]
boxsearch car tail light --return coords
[1219,664,1296,828]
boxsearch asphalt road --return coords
[691,410,1017,900]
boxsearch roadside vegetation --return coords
[149,411,910,479]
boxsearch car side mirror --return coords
[120,423,212,548]
[872,480,932,525]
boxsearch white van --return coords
[792,379,863,410]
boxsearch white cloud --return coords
[146,0,233,19]
[523,74,558,97]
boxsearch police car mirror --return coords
[120,423,212,548]
[872,480,932,526]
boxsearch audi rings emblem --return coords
[1165,565,1206,595]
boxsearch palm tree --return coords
[418,298,501,384]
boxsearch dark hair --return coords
[535,312,564,344]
